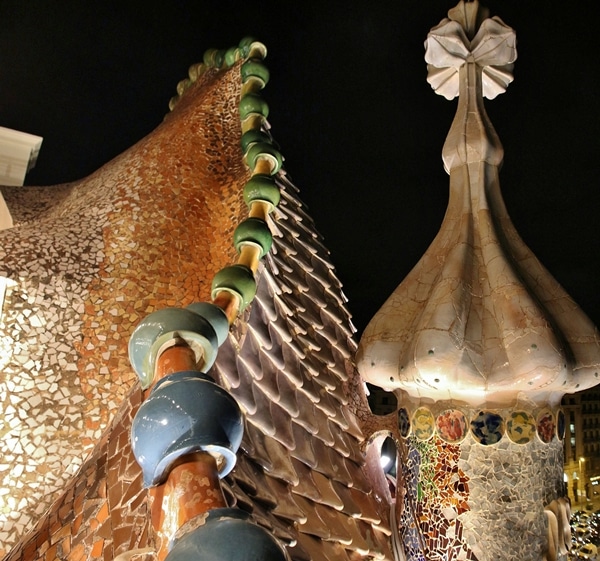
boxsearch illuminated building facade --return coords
[1,3,599,561]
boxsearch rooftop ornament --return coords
[127,38,289,561]
[357,2,599,559]
[357,0,600,411]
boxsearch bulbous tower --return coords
[357,2,600,560]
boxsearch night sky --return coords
[1,1,599,336]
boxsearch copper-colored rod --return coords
[148,344,227,560]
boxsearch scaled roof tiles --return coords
[0,44,394,560]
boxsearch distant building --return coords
[0,126,43,229]
[563,388,600,505]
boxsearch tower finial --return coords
[448,0,489,39]
[357,1,600,410]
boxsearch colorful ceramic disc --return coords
[435,409,467,444]
[536,409,555,443]
[506,411,536,444]
[470,411,504,445]
[556,409,565,440]
[398,408,411,438]
[412,407,435,441]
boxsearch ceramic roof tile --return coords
[295,308,325,331]
[253,288,278,322]
[263,476,307,523]
[242,423,274,473]
[274,289,308,318]
[331,340,354,368]
[261,264,286,296]
[362,523,395,560]
[258,338,286,372]
[301,265,332,295]
[314,414,336,447]
[331,427,361,463]
[281,332,306,365]
[253,363,280,400]
[293,495,330,540]
[307,339,336,369]
[289,458,322,502]
[340,455,373,494]
[280,344,309,385]
[271,233,298,259]
[296,534,354,561]
[294,534,328,561]
[251,474,282,510]
[267,400,296,450]
[274,371,300,418]
[295,370,323,404]
[311,471,344,510]
[319,305,356,342]
[285,542,312,561]
[228,362,257,415]
[239,501,274,533]
[262,434,299,486]
[336,401,364,439]
[292,293,328,321]
[295,332,322,354]
[313,387,341,417]
[247,387,276,435]
[288,242,317,271]
[289,424,318,469]
[229,455,258,496]
[266,316,293,344]
[312,257,339,287]
[225,479,253,511]
[314,353,349,383]
[330,481,363,518]
[212,340,241,390]
[305,362,336,391]
[342,517,373,555]
[238,427,255,457]
[313,504,354,545]
[309,438,353,484]
[246,319,273,356]
[326,401,350,431]
[298,283,329,309]
[349,489,385,525]
[266,514,300,548]
[292,392,320,435]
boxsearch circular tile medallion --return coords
[435,409,467,444]
[470,411,504,445]
[506,411,536,444]
[556,409,565,440]
[537,409,555,443]
[398,408,411,438]
[412,407,435,441]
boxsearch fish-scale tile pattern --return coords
[2,45,394,561]
[214,170,392,560]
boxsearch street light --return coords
[579,457,586,503]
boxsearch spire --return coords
[357,0,600,409]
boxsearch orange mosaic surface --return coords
[0,62,248,554]
[4,387,151,561]
[1,47,396,561]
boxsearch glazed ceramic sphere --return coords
[166,508,289,561]
[131,372,243,487]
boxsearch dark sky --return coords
[1,1,599,336]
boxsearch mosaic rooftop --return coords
[2,3,597,559]
[0,42,395,561]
